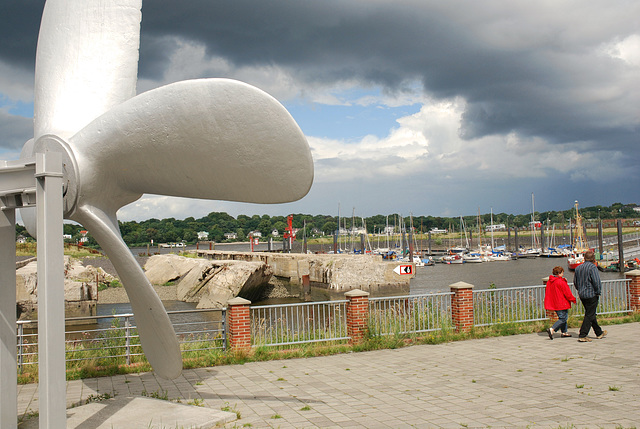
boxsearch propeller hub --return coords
[33,134,79,218]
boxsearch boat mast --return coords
[531,192,536,249]
[490,207,495,249]
[573,200,587,252]
[477,207,483,249]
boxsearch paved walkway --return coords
[18,322,640,428]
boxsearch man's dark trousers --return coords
[579,296,603,338]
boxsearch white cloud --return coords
[604,34,640,67]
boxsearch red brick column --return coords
[625,270,640,312]
[450,282,474,332]
[345,289,370,344]
[542,276,558,322]
[227,297,252,351]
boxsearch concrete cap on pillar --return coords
[345,289,370,297]
[449,281,474,290]
[227,297,251,306]
[625,269,640,277]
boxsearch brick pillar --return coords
[625,270,640,312]
[542,276,558,322]
[227,297,252,351]
[450,282,474,332]
[345,289,370,344]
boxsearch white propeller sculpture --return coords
[22,0,313,379]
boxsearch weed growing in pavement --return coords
[221,402,242,419]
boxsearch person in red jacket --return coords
[545,266,577,339]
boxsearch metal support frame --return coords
[0,152,65,429]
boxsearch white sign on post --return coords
[393,264,413,275]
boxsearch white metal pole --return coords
[35,152,66,428]
[0,207,17,429]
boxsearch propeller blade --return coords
[34,0,141,141]
[72,205,182,380]
[66,78,313,215]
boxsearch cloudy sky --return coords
[1,0,639,222]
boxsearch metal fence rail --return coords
[251,300,349,347]
[474,286,547,326]
[16,308,225,372]
[568,278,632,317]
[368,293,453,336]
[473,279,632,327]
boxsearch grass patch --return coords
[16,313,640,385]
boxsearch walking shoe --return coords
[578,337,592,342]
[561,333,572,337]
[596,330,608,339]
[547,328,554,340]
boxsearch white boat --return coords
[442,253,464,264]
[488,253,511,262]
[463,253,483,263]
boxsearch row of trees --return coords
[15,203,640,248]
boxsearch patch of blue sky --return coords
[284,85,423,140]
[0,95,34,117]
[285,101,421,141]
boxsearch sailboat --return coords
[520,193,541,258]
[568,200,590,270]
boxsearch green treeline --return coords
[15,202,640,247]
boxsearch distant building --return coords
[350,227,367,235]
[429,227,447,234]
[224,232,237,240]
[197,231,209,241]
[17,235,27,244]
[271,229,279,237]
[63,234,73,240]
[485,224,506,232]
[383,226,395,234]
[250,231,262,238]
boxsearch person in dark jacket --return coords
[573,250,607,342]
[545,266,576,339]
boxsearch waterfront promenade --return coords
[18,322,640,428]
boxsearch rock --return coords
[178,259,272,308]
[143,254,205,285]
[15,256,109,320]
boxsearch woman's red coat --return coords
[544,275,576,310]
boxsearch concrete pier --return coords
[196,250,415,296]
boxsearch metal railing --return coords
[474,286,547,326]
[251,300,349,347]
[15,279,634,369]
[587,232,640,249]
[368,293,453,336]
[16,308,225,372]
[568,278,631,317]
[473,279,632,327]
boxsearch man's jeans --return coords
[579,296,603,338]
[552,309,569,333]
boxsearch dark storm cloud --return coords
[137,1,638,153]
[1,1,637,163]
[0,0,45,71]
